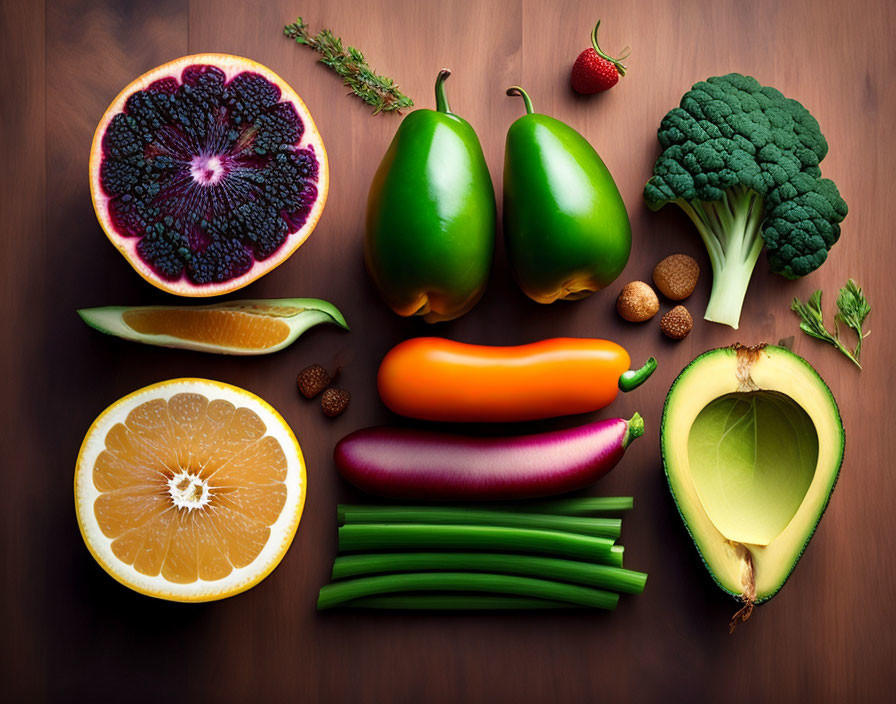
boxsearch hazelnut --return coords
[297,364,331,399]
[321,387,350,417]
[653,254,700,300]
[660,305,693,340]
[616,281,659,322]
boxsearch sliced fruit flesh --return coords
[98,63,320,287]
[663,346,843,601]
[688,391,818,546]
[92,392,288,584]
[122,309,290,349]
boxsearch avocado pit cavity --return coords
[688,390,819,547]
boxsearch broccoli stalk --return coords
[674,186,765,327]
[644,74,847,329]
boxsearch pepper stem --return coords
[435,69,452,113]
[618,357,657,393]
[590,20,629,77]
[622,413,644,448]
[506,86,535,114]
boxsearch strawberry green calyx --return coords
[591,20,630,77]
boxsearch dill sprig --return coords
[791,279,871,369]
[834,279,871,360]
[284,17,413,115]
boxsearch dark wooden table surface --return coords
[3,0,894,701]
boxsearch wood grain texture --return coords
[2,0,894,700]
[1,1,46,701]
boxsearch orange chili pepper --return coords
[377,337,656,422]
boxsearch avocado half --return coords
[661,344,844,627]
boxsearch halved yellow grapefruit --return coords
[89,54,328,296]
[75,379,306,601]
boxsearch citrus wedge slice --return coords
[75,378,306,601]
[78,298,347,355]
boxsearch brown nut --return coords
[660,305,693,340]
[653,254,700,300]
[321,387,350,417]
[297,364,331,399]
[616,281,659,322]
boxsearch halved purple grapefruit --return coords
[89,54,328,297]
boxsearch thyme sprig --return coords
[284,17,413,115]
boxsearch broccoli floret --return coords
[644,73,847,329]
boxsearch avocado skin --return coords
[365,104,495,323]
[503,113,631,303]
[660,345,845,604]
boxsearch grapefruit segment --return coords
[78,297,347,354]
[89,54,328,296]
[75,379,306,601]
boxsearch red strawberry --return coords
[570,20,630,94]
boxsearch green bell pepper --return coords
[365,70,496,323]
[503,86,631,304]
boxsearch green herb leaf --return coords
[284,17,413,115]
[791,289,862,369]
[835,278,871,360]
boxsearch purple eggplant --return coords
[334,414,643,500]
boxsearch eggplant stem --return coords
[622,413,644,448]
